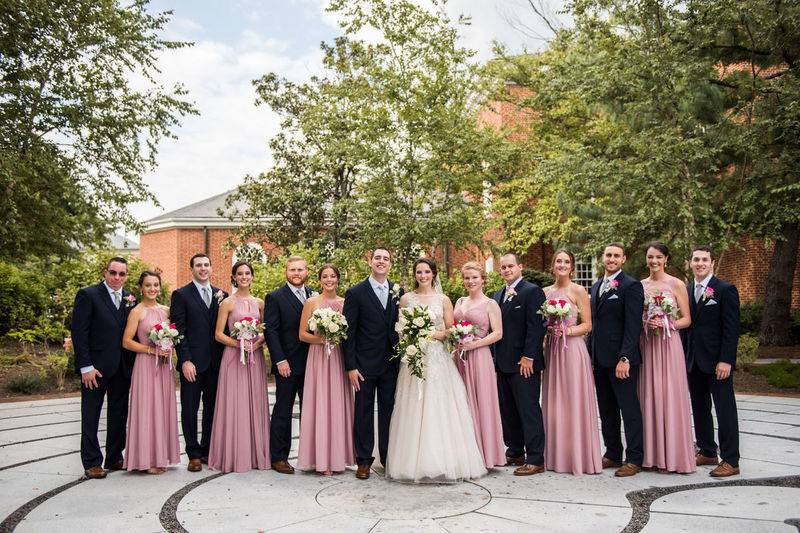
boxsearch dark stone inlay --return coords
[0,450,78,472]
[740,418,800,428]
[622,475,800,533]
[0,478,86,532]
[785,518,800,530]
[159,472,226,533]
[0,420,80,433]
[0,409,82,420]
[739,430,800,443]
[0,432,85,448]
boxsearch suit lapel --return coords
[597,271,623,310]
[283,285,304,313]
[189,284,212,324]
[364,279,387,317]
[98,283,124,323]
[695,276,718,318]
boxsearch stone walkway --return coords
[0,393,798,532]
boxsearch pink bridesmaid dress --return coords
[124,306,180,471]
[297,299,355,473]
[454,298,505,469]
[208,297,271,473]
[541,289,602,475]
[638,282,695,473]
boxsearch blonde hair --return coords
[460,261,486,280]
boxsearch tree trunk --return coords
[759,221,800,345]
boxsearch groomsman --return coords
[170,253,226,472]
[684,245,741,477]
[343,248,402,480]
[588,243,645,477]
[71,257,135,479]
[492,252,547,476]
[265,256,312,474]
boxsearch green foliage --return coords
[736,334,760,365]
[739,300,764,336]
[7,329,38,354]
[6,372,46,394]
[522,269,555,288]
[0,0,196,261]
[47,353,71,390]
[0,261,50,336]
[751,360,800,389]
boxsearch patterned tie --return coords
[295,288,306,304]
[202,286,211,308]
[599,278,611,297]
[113,291,121,309]
[694,283,704,303]
[377,285,387,309]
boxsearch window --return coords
[574,257,597,289]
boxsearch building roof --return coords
[143,189,247,231]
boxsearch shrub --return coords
[739,300,763,336]
[522,268,555,288]
[736,334,760,365]
[751,360,800,389]
[0,261,50,336]
[47,353,71,390]
[7,372,46,394]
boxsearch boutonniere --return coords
[215,289,225,304]
[504,287,517,302]
[702,287,714,301]
[124,294,137,308]
[608,279,619,291]
[390,284,401,302]
[310,290,320,298]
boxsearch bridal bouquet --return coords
[447,320,477,361]
[394,305,435,380]
[148,321,182,369]
[232,316,264,365]
[308,307,348,357]
[645,292,679,337]
[538,298,573,349]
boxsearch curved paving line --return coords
[0,477,86,533]
[621,474,800,533]
[159,472,226,533]
[0,450,78,472]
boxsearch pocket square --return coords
[514,305,522,309]
[705,299,718,306]
[608,294,619,300]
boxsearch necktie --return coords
[599,278,610,297]
[295,288,306,304]
[202,286,211,308]
[695,283,704,303]
[377,285,387,309]
[113,291,121,309]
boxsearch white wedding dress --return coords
[386,293,487,483]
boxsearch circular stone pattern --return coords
[316,479,491,520]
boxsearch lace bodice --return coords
[405,292,445,331]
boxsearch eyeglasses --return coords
[107,270,128,277]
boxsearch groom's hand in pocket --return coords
[349,369,364,391]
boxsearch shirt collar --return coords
[695,273,713,288]
[368,276,388,291]
[604,270,622,283]
[287,282,306,294]
[193,279,210,293]
[103,281,121,296]
[507,277,522,290]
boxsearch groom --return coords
[343,248,402,480]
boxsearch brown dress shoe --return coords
[356,464,371,480]
[188,459,202,472]
[513,464,545,476]
[105,460,124,471]
[200,456,209,465]
[84,466,107,479]
[614,463,642,477]
[709,462,739,477]
[602,457,622,469]
[271,460,295,474]
[696,453,719,466]
[505,455,525,467]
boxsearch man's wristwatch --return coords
[619,356,630,364]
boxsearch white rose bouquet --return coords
[393,305,435,380]
[645,292,679,338]
[232,316,265,365]
[308,307,348,357]
[148,320,183,369]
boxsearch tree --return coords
[0,0,196,261]
[227,0,526,276]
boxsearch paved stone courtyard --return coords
[1,392,798,532]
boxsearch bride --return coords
[386,257,487,483]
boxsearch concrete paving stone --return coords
[738,419,800,437]
[370,518,447,532]
[477,497,630,532]
[265,511,378,533]
[643,513,795,532]
[755,412,800,425]
[436,510,545,532]
[650,485,800,521]
[0,412,81,430]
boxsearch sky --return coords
[130,0,567,228]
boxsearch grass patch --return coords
[750,360,800,389]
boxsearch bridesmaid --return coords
[121,270,180,474]
[453,262,505,469]
[208,261,271,473]
[297,264,355,475]
[638,241,695,473]
[541,249,602,475]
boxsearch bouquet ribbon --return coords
[239,335,256,365]
[154,343,173,370]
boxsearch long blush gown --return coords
[208,297,271,473]
[124,306,180,471]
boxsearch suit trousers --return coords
[180,367,219,460]
[270,372,304,462]
[594,364,644,465]
[353,366,398,467]
[688,367,740,466]
[497,370,545,465]
[80,369,131,469]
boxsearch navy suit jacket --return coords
[682,276,740,374]
[70,282,135,378]
[588,271,644,367]
[342,278,401,376]
[170,283,226,374]
[264,284,312,375]
[491,279,546,373]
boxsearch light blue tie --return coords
[377,285,387,309]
